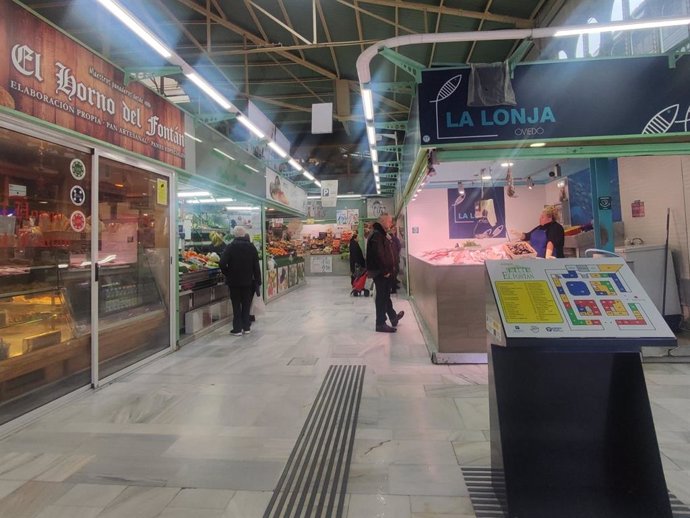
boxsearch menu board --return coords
[485,258,675,340]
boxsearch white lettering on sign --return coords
[146,115,185,146]
[55,62,116,115]
[11,44,43,81]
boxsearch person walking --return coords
[349,230,365,284]
[219,226,262,336]
[366,213,404,333]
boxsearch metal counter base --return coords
[489,344,672,518]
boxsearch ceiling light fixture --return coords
[501,162,514,167]
[302,171,315,181]
[225,206,259,211]
[244,164,259,173]
[178,191,210,198]
[184,132,202,143]
[314,180,322,188]
[527,177,534,189]
[530,142,546,148]
[213,148,235,160]
[554,17,690,37]
[366,125,377,147]
[370,148,379,164]
[362,88,374,120]
[97,0,172,58]
[482,174,492,180]
[288,158,302,170]
[185,73,233,111]
[458,182,465,195]
[268,141,288,158]
[237,115,266,139]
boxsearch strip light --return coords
[178,191,210,198]
[362,88,374,120]
[366,125,377,146]
[213,147,235,160]
[268,141,288,158]
[370,148,378,164]
[186,73,233,111]
[96,0,172,58]
[303,171,315,181]
[244,164,259,173]
[314,180,322,188]
[184,132,202,143]
[288,159,302,171]
[226,206,260,211]
[237,115,266,139]
[554,17,690,37]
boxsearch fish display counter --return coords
[409,243,538,363]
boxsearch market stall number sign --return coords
[598,196,612,211]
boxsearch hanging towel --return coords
[468,62,517,107]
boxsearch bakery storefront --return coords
[0,2,184,424]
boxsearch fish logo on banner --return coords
[321,180,338,207]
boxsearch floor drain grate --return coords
[264,364,365,518]
[461,466,690,518]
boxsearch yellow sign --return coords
[495,281,562,323]
[156,179,168,206]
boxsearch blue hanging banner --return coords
[418,56,690,146]
[447,187,506,239]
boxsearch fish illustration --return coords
[431,74,462,103]
[642,104,679,134]
[683,105,690,132]
[452,192,466,206]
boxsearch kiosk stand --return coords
[485,258,676,518]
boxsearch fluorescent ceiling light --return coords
[501,162,514,167]
[554,17,690,37]
[244,164,259,173]
[529,142,546,148]
[213,147,235,160]
[314,180,322,187]
[237,115,266,139]
[373,164,379,174]
[226,206,259,211]
[303,171,315,181]
[186,73,233,110]
[197,198,216,203]
[184,132,202,143]
[307,195,320,199]
[97,0,172,58]
[338,194,362,199]
[288,159,302,170]
[178,191,210,198]
[215,197,235,202]
[362,88,374,120]
[482,175,492,180]
[366,125,377,146]
[370,148,378,164]
[268,141,288,158]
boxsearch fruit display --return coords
[266,239,300,258]
[179,250,220,272]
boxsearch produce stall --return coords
[265,218,306,300]
[300,224,353,277]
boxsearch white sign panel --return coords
[367,198,394,218]
[311,255,333,273]
[266,168,307,214]
[485,258,675,341]
[321,180,338,207]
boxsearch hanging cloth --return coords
[468,62,517,107]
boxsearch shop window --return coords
[0,127,92,424]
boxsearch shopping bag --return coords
[253,295,266,316]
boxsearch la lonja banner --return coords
[0,1,186,168]
[418,56,690,146]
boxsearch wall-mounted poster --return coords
[278,266,289,292]
[367,198,394,218]
[267,269,278,298]
[447,187,506,239]
[306,199,325,219]
[288,264,297,287]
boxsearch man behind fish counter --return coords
[517,205,565,259]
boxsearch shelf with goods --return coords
[265,217,306,300]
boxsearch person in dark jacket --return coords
[389,222,402,293]
[519,205,565,259]
[366,214,404,333]
[349,231,365,284]
[219,226,262,336]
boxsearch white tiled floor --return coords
[0,276,689,517]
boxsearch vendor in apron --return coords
[520,206,565,258]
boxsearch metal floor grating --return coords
[461,466,690,518]
[263,365,365,518]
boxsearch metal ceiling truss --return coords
[123,66,182,86]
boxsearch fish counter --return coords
[409,255,488,363]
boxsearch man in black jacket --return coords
[219,226,262,336]
[366,214,404,333]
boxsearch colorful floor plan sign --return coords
[485,259,675,340]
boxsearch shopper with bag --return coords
[219,226,262,336]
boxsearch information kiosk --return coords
[485,258,676,518]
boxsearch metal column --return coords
[589,158,614,252]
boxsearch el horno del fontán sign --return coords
[0,2,186,168]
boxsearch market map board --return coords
[485,259,675,341]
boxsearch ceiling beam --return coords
[174,0,339,81]
[205,39,380,56]
[355,0,533,28]
[335,0,417,35]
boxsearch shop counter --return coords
[178,268,231,343]
[409,255,486,363]
[304,253,350,277]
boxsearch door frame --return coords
[91,149,176,388]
